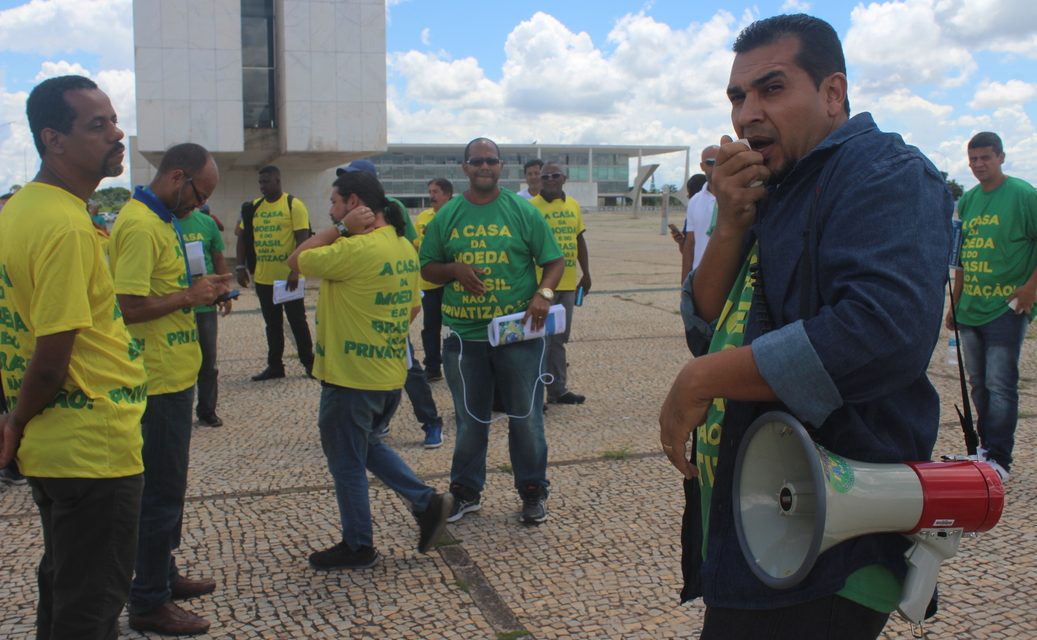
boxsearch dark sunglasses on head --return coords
[466,157,500,167]
[541,172,565,180]
[704,159,716,166]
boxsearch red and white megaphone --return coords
[733,411,1004,624]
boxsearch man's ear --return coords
[39,128,64,155]
[823,72,848,118]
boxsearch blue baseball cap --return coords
[336,159,377,177]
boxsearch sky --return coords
[0,0,1035,194]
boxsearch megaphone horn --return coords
[732,411,1004,623]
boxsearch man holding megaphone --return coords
[660,13,955,640]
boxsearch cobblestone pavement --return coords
[2,212,1035,639]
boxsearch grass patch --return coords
[603,446,631,460]
[1019,410,1034,419]
[455,579,470,593]
[497,463,513,474]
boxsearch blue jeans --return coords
[959,310,1029,470]
[443,335,548,498]
[404,338,441,428]
[129,388,195,614]
[317,384,435,550]
[420,287,444,373]
[195,310,218,419]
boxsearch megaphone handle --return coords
[897,532,962,624]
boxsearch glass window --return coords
[241,0,275,129]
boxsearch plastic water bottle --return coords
[947,336,958,366]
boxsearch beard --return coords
[101,143,125,178]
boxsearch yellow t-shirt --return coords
[298,225,420,391]
[0,182,146,478]
[251,194,310,285]
[530,194,586,291]
[109,198,201,394]
[413,207,443,291]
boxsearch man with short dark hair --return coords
[421,137,564,525]
[530,162,591,405]
[946,131,1037,483]
[236,165,314,380]
[110,142,231,636]
[1,74,146,640]
[517,158,543,200]
[659,15,953,638]
[415,177,454,384]
[681,145,720,282]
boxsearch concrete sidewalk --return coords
[2,212,1034,639]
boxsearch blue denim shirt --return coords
[683,113,954,608]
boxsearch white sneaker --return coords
[985,459,1009,483]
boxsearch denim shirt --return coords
[683,113,954,608]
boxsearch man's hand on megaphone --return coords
[659,363,709,480]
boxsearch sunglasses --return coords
[466,157,501,167]
[541,172,565,180]
[704,159,716,166]
[185,176,207,203]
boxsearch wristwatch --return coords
[536,287,555,302]
[334,221,351,237]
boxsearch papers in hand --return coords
[185,241,206,276]
[272,278,306,304]
[487,304,566,347]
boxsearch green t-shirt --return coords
[697,243,898,612]
[388,196,418,242]
[179,209,225,313]
[419,190,562,340]
[250,193,310,285]
[955,177,1037,326]
[297,225,419,390]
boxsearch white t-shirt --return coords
[684,182,716,271]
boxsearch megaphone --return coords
[733,411,1004,623]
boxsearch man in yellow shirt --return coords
[289,170,452,569]
[235,165,314,380]
[109,143,231,636]
[530,162,592,405]
[414,177,454,382]
[0,74,146,640]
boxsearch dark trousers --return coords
[255,282,314,370]
[420,287,444,374]
[700,595,890,640]
[129,388,195,614]
[195,310,218,419]
[29,474,143,640]
[404,339,441,428]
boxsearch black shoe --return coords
[251,366,285,381]
[197,414,223,428]
[550,391,586,405]
[426,370,443,382]
[520,484,548,525]
[309,542,380,570]
[415,492,454,553]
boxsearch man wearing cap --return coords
[338,160,445,449]
[236,165,314,380]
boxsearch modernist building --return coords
[128,0,688,250]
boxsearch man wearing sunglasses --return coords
[110,143,232,636]
[530,162,591,406]
[681,145,720,283]
[420,137,564,525]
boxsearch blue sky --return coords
[1,0,1035,192]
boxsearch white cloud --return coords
[0,0,133,69]
[781,0,812,11]
[937,0,1037,57]
[420,27,431,46]
[969,80,1037,110]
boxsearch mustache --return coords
[105,143,125,159]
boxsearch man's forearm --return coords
[691,227,747,323]
[421,262,457,285]
[538,258,564,290]
[118,291,194,325]
[9,331,76,429]
[681,233,695,282]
